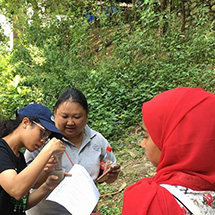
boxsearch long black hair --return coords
[0,112,40,138]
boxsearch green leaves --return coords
[1,2,215,213]
[1,0,215,140]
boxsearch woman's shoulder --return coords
[85,125,107,140]
[0,139,13,154]
[0,138,7,147]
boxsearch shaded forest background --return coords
[1,0,215,214]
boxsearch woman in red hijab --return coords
[122,87,215,215]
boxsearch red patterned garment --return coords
[122,87,215,215]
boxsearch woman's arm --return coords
[32,155,57,188]
[0,138,65,200]
[26,169,72,209]
[26,175,59,209]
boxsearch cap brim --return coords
[39,119,61,134]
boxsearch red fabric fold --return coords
[142,87,215,190]
[122,87,215,214]
[122,178,183,215]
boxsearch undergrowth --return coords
[1,1,215,214]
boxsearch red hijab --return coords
[122,87,215,215]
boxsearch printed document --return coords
[46,164,100,215]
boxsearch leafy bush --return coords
[1,1,215,214]
[1,0,215,142]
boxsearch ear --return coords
[53,107,57,115]
[21,117,31,128]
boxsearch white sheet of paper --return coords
[46,164,100,215]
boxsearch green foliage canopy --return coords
[0,0,215,141]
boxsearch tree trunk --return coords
[160,0,168,35]
[181,0,186,32]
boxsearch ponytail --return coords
[0,115,40,138]
[0,116,23,138]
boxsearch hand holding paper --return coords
[46,164,100,215]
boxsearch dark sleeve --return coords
[0,145,16,173]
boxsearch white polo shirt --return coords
[24,125,116,215]
[25,125,116,181]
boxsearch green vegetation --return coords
[1,0,215,213]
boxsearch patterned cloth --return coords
[174,185,215,215]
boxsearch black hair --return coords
[54,87,89,115]
[0,114,40,138]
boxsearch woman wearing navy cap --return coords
[25,88,120,215]
[0,104,65,215]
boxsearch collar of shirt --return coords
[62,125,97,151]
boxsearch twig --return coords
[100,182,127,197]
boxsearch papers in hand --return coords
[46,164,100,215]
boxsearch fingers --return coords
[111,163,120,169]
[45,175,60,190]
[104,164,120,183]
[64,172,72,177]
[47,137,65,154]
[110,164,121,173]
[43,156,58,173]
[55,138,65,151]
[49,175,58,180]
[47,156,57,165]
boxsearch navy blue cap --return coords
[18,104,60,134]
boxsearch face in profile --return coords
[140,120,161,167]
[54,101,87,141]
[23,118,50,151]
